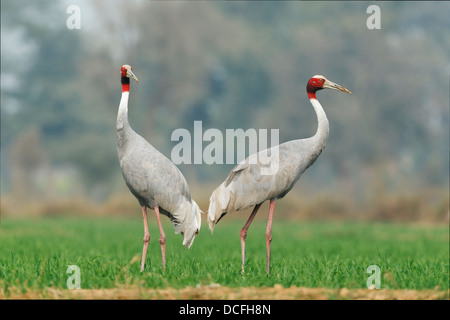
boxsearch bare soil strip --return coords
[2,285,448,300]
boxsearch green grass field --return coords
[0,216,448,297]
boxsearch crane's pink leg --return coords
[240,203,262,274]
[265,200,275,275]
[140,206,150,272]
[154,206,166,271]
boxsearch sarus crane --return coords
[117,65,202,272]
[207,75,351,274]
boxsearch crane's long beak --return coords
[128,70,140,85]
[324,79,351,94]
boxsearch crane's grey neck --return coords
[310,98,329,151]
[117,92,132,151]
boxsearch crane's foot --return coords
[140,233,150,272]
[265,200,275,275]
[159,235,166,271]
[141,207,150,272]
[239,203,262,276]
[240,229,247,275]
[155,206,167,271]
[265,232,272,275]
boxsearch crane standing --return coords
[208,75,351,274]
[117,65,202,272]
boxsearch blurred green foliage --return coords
[1,1,449,204]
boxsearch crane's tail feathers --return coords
[173,200,203,249]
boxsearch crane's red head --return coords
[121,64,140,92]
[306,75,351,100]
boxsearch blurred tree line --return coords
[1,1,448,217]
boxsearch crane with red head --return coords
[208,75,351,274]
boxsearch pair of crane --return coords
[117,65,351,274]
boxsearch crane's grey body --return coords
[117,91,201,250]
[208,98,329,228]
[206,74,352,275]
[118,125,191,222]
